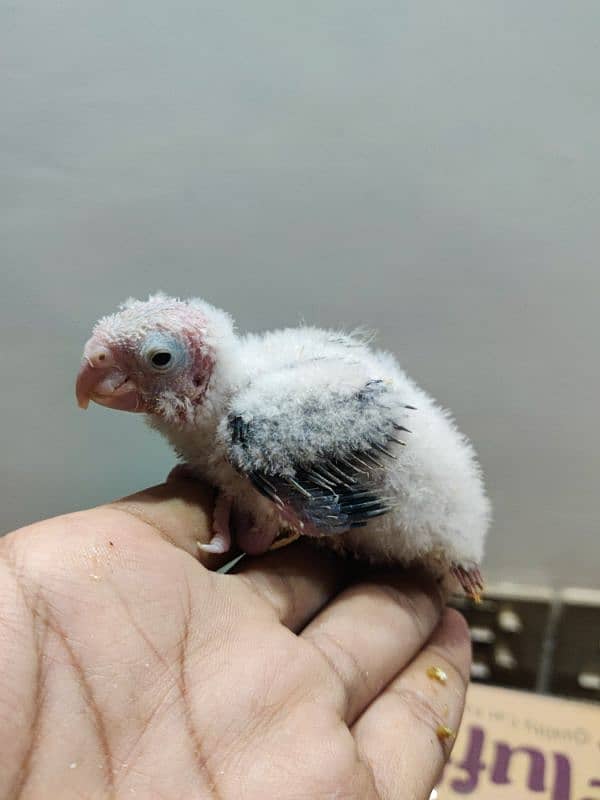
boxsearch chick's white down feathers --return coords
[78,294,491,591]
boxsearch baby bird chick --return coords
[76,294,491,598]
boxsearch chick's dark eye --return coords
[151,351,172,367]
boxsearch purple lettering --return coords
[551,753,572,800]
[491,742,546,792]
[450,726,486,794]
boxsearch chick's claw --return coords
[198,534,231,555]
[451,563,484,602]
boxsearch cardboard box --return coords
[436,684,600,799]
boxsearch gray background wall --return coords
[2,1,599,588]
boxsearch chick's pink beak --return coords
[75,341,145,413]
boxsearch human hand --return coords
[0,478,470,799]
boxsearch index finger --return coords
[353,609,471,800]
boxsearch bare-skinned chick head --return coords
[76,293,229,421]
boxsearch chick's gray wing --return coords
[224,367,414,535]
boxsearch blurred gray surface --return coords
[2,2,599,587]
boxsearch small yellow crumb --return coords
[89,574,101,581]
[436,725,455,741]
[426,666,448,684]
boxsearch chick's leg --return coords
[167,462,198,481]
[269,530,302,550]
[198,490,232,554]
[236,514,283,556]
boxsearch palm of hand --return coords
[0,480,469,799]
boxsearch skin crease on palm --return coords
[0,475,471,800]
